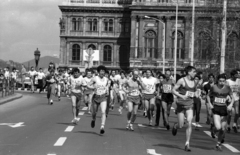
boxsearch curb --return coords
[0,93,23,106]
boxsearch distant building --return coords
[59,0,240,71]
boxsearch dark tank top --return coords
[210,85,231,106]
[177,77,196,107]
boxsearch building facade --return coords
[59,0,240,71]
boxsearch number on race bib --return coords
[97,87,106,95]
[163,84,171,93]
[186,91,195,98]
[130,89,139,96]
[214,97,226,104]
[146,84,153,92]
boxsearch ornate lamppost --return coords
[34,48,41,70]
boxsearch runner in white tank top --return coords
[87,65,111,134]
[226,70,240,133]
[117,71,128,114]
[141,69,159,126]
[82,68,94,114]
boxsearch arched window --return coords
[88,44,96,50]
[88,18,98,31]
[145,30,157,58]
[72,18,77,30]
[103,45,112,61]
[198,31,211,60]
[172,31,184,59]
[72,44,80,61]
[103,19,113,32]
[227,32,238,61]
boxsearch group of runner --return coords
[44,64,240,152]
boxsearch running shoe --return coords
[184,144,191,152]
[215,144,222,151]
[166,124,170,130]
[91,120,95,128]
[227,127,231,133]
[149,120,153,126]
[206,119,210,125]
[118,108,122,115]
[88,111,91,114]
[233,126,238,133]
[221,139,225,144]
[172,123,178,136]
[129,124,134,131]
[58,97,61,101]
[100,126,105,134]
[71,118,78,125]
[50,101,53,105]
[126,124,130,130]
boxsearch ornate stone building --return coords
[59,0,240,71]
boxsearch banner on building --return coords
[83,50,99,61]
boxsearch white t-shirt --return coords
[11,72,17,80]
[4,71,10,79]
[29,70,37,78]
[70,76,83,93]
[37,72,45,80]
[141,77,159,94]
[94,76,108,95]
[226,79,240,101]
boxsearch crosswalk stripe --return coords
[147,149,161,155]
[204,131,240,153]
[65,126,74,132]
[78,112,84,115]
[82,107,88,110]
[54,137,67,146]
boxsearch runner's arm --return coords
[206,87,213,109]
[86,78,95,89]
[172,79,183,97]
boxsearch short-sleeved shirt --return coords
[126,78,141,97]
[29,70,37,78]
[118,77,127,90]
[226,79,240,101]
[70,76,83,94]
[37,72,45,80]
[141,77,159,94]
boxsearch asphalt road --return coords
[0,92,239,155]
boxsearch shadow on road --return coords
[153,143,184,150]
[75,131,101,136]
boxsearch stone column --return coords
[184,16,191,60]
[100,43,103,64]
[99,17,102,36]
[66,41,70,65]
[98,43,101,65]
[130,15,137,59]
[165,16,172,59]
[80,42,84,67]
[138,16,144,59]
[83,16,86,36]
[113,43,118,66]
[82,43,86,66]
[157,16,164,60]
[114,17,118,36]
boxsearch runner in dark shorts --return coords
[159,69,175,130]
[207,74,234,151]
[46,69,57,105]
[86,65,111,134]
[83,68,94,114]
[123,70,145,131]
[172,66,197,152]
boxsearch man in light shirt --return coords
[37,68,45,93]
[28,67,37,93]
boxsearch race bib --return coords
[186,91,195,98]
[214,97,226,104]
[130,89,139,96]
[146,84,154,92]
[163,84,172,93]
[97,87,106,95]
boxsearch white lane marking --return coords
[82,107,88,110]
[204,131,240,153]
[65,126,74,132]
[192,123,202,127]
[147,149,162,155]
[0,122,25,128]
[138,124,166,130]
[78,112,84,115]
[54,137,67,146]
[222,144,240,153]
[47,154,56,155]
[171,107,175,110]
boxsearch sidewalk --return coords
[0,93,23,105]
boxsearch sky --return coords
[0,0,63,63]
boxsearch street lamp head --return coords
[34,48,41,61]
